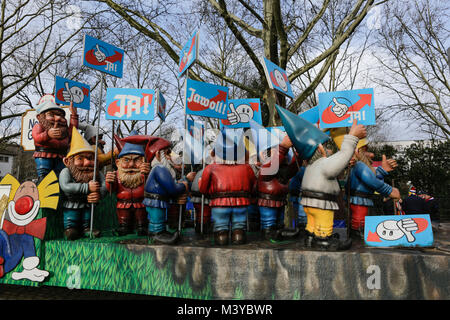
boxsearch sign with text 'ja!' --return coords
[318,88,375,129]
[185,79,229,119]
[105,88,155,121]
[83,34,124,78]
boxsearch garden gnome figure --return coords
[276,105,366,251]
[59,128,107,240]
[32,94,78,180]
[105,131,150,236]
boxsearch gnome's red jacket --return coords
[257,146,298,208]
[32,113,78,159]
[199,163,256,207]
[106,171,145,209]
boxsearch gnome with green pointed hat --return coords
[275,105,366,251]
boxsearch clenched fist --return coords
[105,171,116,184]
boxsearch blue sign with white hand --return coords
[105,88,155,121]
[318,88,375,128]
[220,99,262,129]
[261,57,294,99]
[178,30,199,78]
[157,90,166,121]
[364,214,433,247]
[83,34,124,78]
[55,76,90,110]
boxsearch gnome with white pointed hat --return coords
[32,94,79,180]
[59,128,107,240]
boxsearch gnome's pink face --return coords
[8,181,40,226]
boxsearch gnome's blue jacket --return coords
[143,165,186,209]
[348,162,392,206]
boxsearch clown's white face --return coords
[235,104,254,123]
[8,181,41,226]
[274,69,287,91]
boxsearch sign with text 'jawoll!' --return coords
[364,214,433,247]
[318,88,375,129]
[55,76,90,110]
[83,34,124,78]
[178,30,199,78]
[105,88,155,121]
[185,79,229,119]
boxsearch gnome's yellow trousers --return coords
[304,207,334,238]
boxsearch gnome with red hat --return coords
[121,134,188,245]
[105,131,151,236]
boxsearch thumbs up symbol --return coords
[94,44,107,63]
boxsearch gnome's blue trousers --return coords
[34,157,65,180]
[146,207,167,234]
[259,206,285,230]
[0,231,35,274]
[292,201,307,226]
[211,206,247,232]
[63,208,91,230]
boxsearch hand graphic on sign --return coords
[62,82,85,104]
[331,97,349,117]
[94,44,107,63]
[396,218,419,243]
[227,103,240,125]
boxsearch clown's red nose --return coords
[15,196,34,215]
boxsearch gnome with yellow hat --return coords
[59,127,107,240]
[330,127,400,239]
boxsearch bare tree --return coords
[0,0,100,144]
[86,0,377,126]
[373,0,450,140]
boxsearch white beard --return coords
[152,153,177,179]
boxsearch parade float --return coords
[0,33,448,300]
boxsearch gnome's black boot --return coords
[151,230,180,245]
[136,224,148,236]
[313,234,352,251]
[117,224,130,236]
[64,228,80,241]
[231,229,246,245]
[304,230,315,248]
[262,226,283,242]
[214,230,229,246]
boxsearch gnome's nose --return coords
[15,196,34,215]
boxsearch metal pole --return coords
[178,113,187,233]
[90,73,105,238]
[200,118,207,235]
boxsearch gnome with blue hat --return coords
[198,129,256,246]
[119,133,188,245]
[105,131,151,236]
[276,105,367,251]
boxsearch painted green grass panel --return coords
[43,238,213,299]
